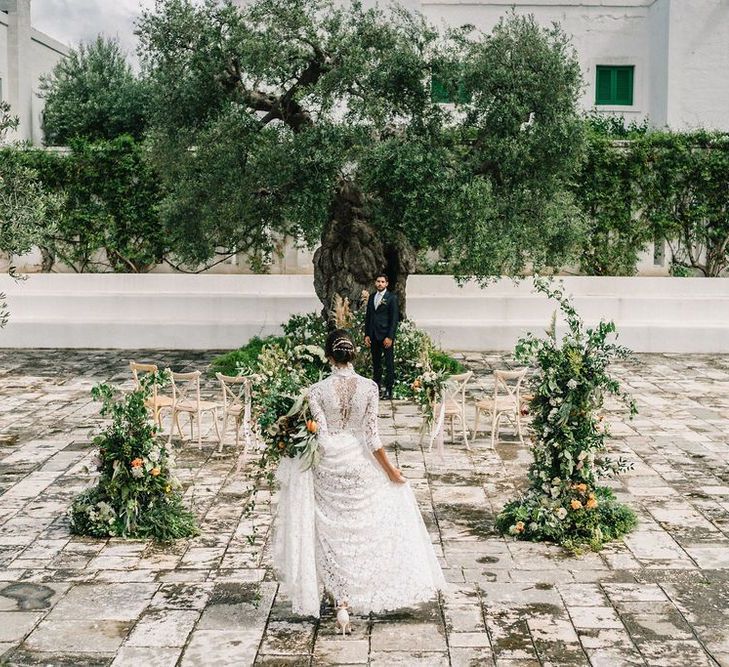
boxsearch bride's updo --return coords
[325,329,356,364]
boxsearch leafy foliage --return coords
[69,374,198,540]
[40,36,148,144]
[636,131,729,277]
[211,311,463,400]
[496,278,637,552]
[0,136,165,272]
[573,120,729,277]
[137,0,586,300]
[572,127,650,275]
[0,102,62,326]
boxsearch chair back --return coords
[216,373,252,413]
[443,371,473,409]
[493,368,528,404]
[168,370,202,408]
[130,361,160,402]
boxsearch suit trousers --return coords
[371,338,395,395]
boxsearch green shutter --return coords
[596,67,613,105]
[615,67,633,105]
[595,65,634,106]
[431,76,450,103]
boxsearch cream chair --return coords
[473,368,529,448]
[428,371,474,451]
[216,373,255,459]
[129,361,173,428]
[167,370,221,448]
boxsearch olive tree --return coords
[138,0,584,313]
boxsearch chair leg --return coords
[168,409,175,445]
[235,417,241,450]
[174,411,184,440]
[461,414,470,450]
[212,409,221,447]
[516,410,525,446]
[472,408,481,440]
[490,410,498,449]
[196,412,202,449]
[219,413,229,453]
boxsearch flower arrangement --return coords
[69,374,198,540]
[495,277,637,553]
[212,306,463,400]
[411,344,449,429]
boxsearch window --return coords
[431,67,471,104]
[595,65,634,106]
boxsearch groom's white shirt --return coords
[374,289,386,309]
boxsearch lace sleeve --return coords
[308,384,328,436]
[364,381,383,452]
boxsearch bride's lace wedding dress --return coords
[274,363,445,617]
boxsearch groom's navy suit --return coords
[365,289,399,397]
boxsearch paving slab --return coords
[2,349,729,665]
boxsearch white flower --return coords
[550,486,560,498]
[567,379,578,390]
[577,450,587,461]
[130,466,144,479]
[556,507,568,520]
[148,446,161,463]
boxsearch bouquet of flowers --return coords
[264,389,320,470]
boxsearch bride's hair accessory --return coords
[332,338,354,352]
[325,329,356,363]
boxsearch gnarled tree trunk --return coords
[313,180,416,324]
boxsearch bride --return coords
[274,328,445,617]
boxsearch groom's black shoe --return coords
[383,391,393,401]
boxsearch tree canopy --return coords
[40,36,148,144]
[137,0,585,312]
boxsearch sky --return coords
[31,0,154,66]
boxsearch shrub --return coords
[69,375,198,540]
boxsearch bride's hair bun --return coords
[325,329,356,364]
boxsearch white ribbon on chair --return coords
[428,397,446,459]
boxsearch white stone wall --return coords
[2,273,728,352]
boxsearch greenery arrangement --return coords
[69,375,198,540]
[211,309,463,401]
[496,278,637,552]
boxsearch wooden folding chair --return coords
[129,361,173,428]
[473,368,529,448]
[216,373,255,464]
[167,370,221,449]
[427,371,474,451]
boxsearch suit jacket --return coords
[365,290,399,342]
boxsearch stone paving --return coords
[1,349,729,666]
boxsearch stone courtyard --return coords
[1,348,728,666]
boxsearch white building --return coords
[0,0,69,144]
[356,0,729,131]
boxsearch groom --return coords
[364,274,399,400]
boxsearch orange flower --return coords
[586,497,598,509]
[150,467,161,477]
[515,521,525,533]
[277,442,286,450]
[306,419,318,434]
[412,379,421,390]
[575,483,588,493]
[130,458,143,468]
[570,499,583,510]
